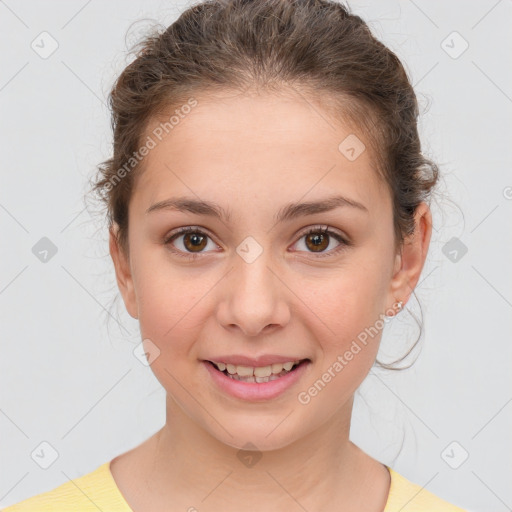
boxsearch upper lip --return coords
[204,355,309,367]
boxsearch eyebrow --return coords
[146,194,368,223]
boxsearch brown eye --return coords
[164,227,217,259]
[305,231,330,252]
[294,226,349,257]
[182,232,208,252]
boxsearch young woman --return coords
[3,0,467,510]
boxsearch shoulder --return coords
[1,461,131,512]
[384,466,467,512]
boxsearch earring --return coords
[385,300,403,319]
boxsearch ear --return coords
[109,224,138,319]
[387,202,432,314]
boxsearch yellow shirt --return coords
[1,461,467,511]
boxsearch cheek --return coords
[295,275,386,415]
[296,260,390,393]
[301,261,388,342]
[131,255,216,356]
[133,270,212,397]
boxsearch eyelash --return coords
[163,225,351,260]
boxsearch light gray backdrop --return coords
[1,1,511,511]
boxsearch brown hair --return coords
[92,0,439,369]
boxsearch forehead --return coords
[133,90,389,217]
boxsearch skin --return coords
[109,88,432,512]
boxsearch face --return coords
[110,89,431,451]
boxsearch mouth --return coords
[202,357,312,401]
[205,359,310,383]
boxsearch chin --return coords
[203,414,307,453]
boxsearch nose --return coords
[216,252,291,338]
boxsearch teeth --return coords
[254,365,272,378]
[248,374,281,383]
[236,365,254,377]
[212,360,302,378]
[271,363,283,374]
[229,373,282,383]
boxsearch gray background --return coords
[1,1,511,510]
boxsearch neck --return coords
[134,393,387,511]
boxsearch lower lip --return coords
[203,360,310,402]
